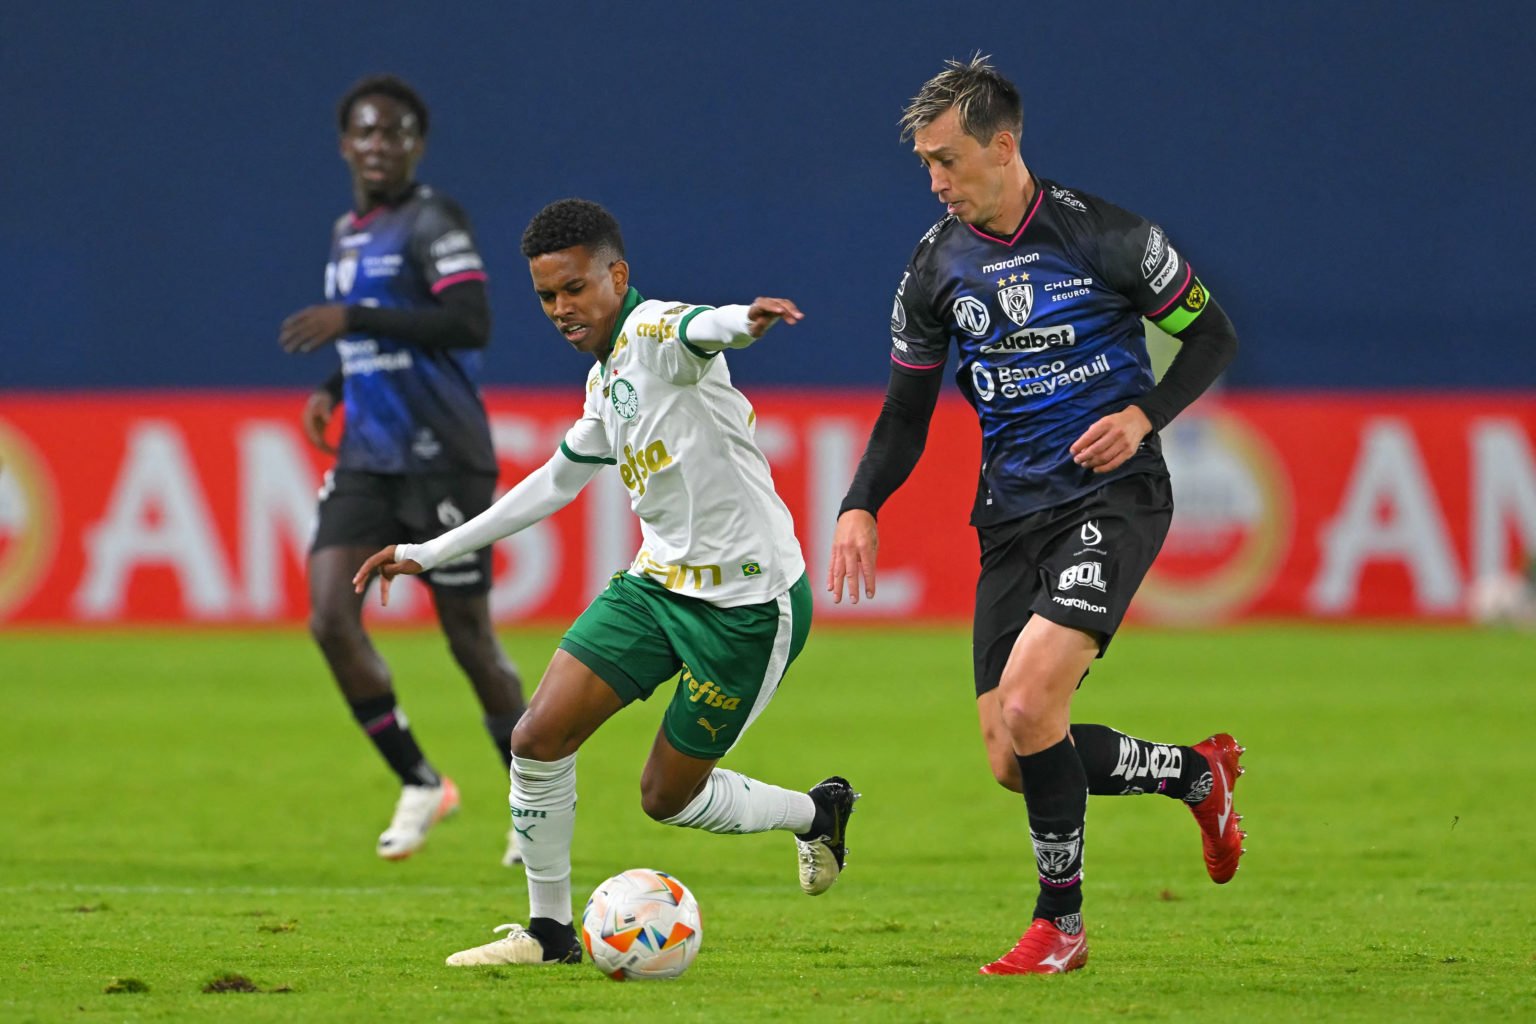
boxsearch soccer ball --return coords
[581,868,703,980]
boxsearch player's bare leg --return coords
[641,729,857,897]
[433,590,528,865]
[309,545,457,859]
[448,650,622,966]
[982,616,1095,974]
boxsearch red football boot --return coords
[1188,733,1246,883]
[979,918,1088,975]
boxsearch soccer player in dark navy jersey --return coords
[278,75,526,865]
[829,57,1247,974]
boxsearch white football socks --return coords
[510,753,577,924]
[661,768,815,835]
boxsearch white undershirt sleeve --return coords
[680,305,757,351]
[394,450,602,571]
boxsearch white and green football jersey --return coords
[560,289,805,608]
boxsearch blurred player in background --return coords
[829,56,1245,974]
[354,199,857,967]
[278,75,526,865]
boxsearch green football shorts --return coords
[558,572,812,759]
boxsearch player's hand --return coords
[745,297,805,338]
[1070,405,1153,474]
[302,389,339,456]
[279,304,350,353]
[352,545,424,607]
[828,509,879,604]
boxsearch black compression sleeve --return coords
[1133,298,1238,432]
[344,280,491,350]
[838,365,944,518]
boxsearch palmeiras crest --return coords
[998,279,1034,326]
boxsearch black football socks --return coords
[348,693,441,788]
[1016,737,1087,934]
[1071,723,1208,802]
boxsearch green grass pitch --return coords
[3,624,1532,1021]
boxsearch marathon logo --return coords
[980,324,1077,354]
[981,252,1040,274]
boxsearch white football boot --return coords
[445,924,579,966]
[795,776,859,895]
[376,777,459,860]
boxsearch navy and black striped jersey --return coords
[325,184,497,475]
[890,176,1212,525]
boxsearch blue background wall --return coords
[3,1,1531,391]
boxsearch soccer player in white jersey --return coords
[354,199,858,967]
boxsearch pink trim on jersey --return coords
[965,184,1044,246]
[349,206,388,229]
[431,270,488,294]
[1146,264,1194,318]
[892,353,945,371]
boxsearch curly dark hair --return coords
[521,199,625,262]
[337,74,430,137]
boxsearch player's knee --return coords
[308,604,360,651]
[987,750,1023,792]
[509,716,572,763]
[638,774,694,822]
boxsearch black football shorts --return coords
[311,469,497,594]
[971,472,1173,696]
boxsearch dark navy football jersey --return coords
[890,176,1213,526]
[324,184,497,475]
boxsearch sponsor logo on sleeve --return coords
[1049,186,1088,212]
[1141,226,1166,279]
[1150,247,1180,293]
[430,230,474,258]
[434,253,484,277]
[952,295,991,337]
[891,297,907,332]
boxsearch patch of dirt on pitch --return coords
[104,977,149,994]
[202,973,261,993]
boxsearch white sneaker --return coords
[445,924,574,966]
[376,777,459,860]
[501,828,524,867]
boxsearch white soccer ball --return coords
[581,868,703,981]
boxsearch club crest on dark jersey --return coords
[997,274,1035,326]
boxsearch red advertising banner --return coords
[1,391,1532,625]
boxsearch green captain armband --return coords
[1150,277,1210,335]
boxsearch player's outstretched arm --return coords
[351,448,603,605]
[683,298,805,351]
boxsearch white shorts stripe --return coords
[727,587,795,753]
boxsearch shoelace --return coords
[491,923,531,940]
